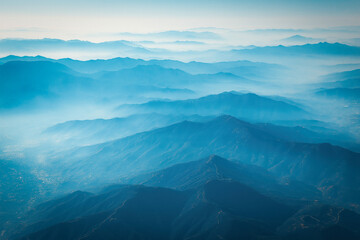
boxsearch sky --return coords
[0,0,360,40]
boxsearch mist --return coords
[1,23,360,240]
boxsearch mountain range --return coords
[0,38,150,59]
[234,42,360,57]
[7,156,360,240]
[0,61,200,108]
[43,115,360,209]
[117,91,308,122]
[2,41,359,63]
[0,55,282,80]
[1,38,360,240]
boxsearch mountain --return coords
[281,35,321,44]
[117,91,307,122]
[0,38,150,58]
[13,179,297,240]
[316,88,360,101]
[0,60,197,109]
[95,64,195,88]
[0,55,282,80]
[253,122,360,151]
[126,155,321,201]
[45,113,360,154]
[11,176,360,240]
[0,55,52,63]
[46,115,360,208]
[0,61,92,108]
[12,155,303,238]
[325,68,360,82]
[320,69,360,88]
[7,185,143,239]
[116,30,222,40]
[44,114,211,146]
[234,42,360,57]
[0,55,148,73]
[94,64,248,89]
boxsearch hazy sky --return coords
[1,0,360,40]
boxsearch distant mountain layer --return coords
[0,55,282,78]
[47,115,360,208]
[116,30,222,40]
[2,41,358,67]
[281,35,321,44]
[93,64,249,89]
[325,69,360,81]
[0,59,269,110]
[0,38,149,55]
[0,61,91,108]
[234,42,360,57]
[117,91,307,122]
[316,88,360,101]
[9,156,360,240]
[320,69,360,88]
[44,114,212,146]
[0,61,199,108]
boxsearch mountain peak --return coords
[205,154,228,165]
[210,114,249,126]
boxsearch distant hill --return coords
[233,42,360,57]
[0,61,92,108]
[117,91,307,122]
[320,69,360,88]
[280,35,321,44]
[0,55,283,79]
[316,87,360,101]
[0,38,150,57]
[0,60,198,108]
[93,64,248,89]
